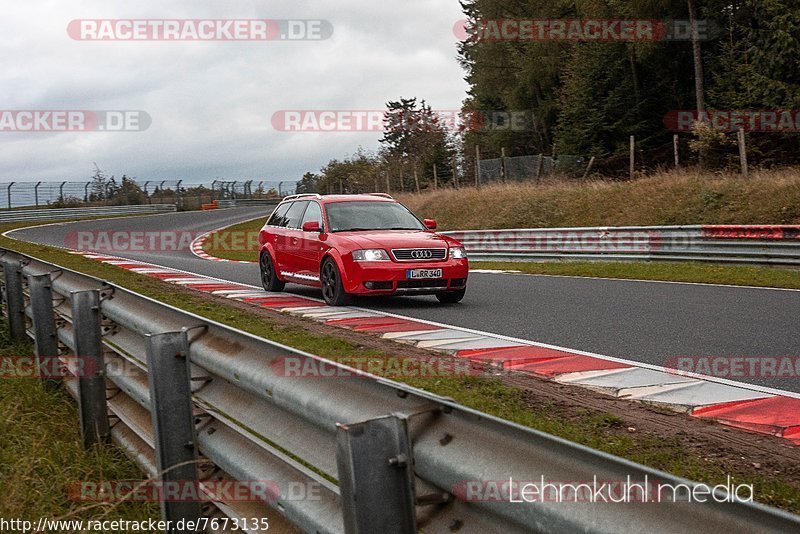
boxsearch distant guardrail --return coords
[0,204,176,224]
[2,249,799,533]
[444,225,800,266]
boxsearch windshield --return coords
[325,201,426,232]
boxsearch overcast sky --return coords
[1,1,468,184]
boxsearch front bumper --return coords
[342,258,469,295]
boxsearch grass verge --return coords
[2,220,799,514]
[0,325,159,528]
[473,260,800,288]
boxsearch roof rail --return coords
[368,193,394,199]
[282,193,323,201]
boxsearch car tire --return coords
[436,288,466,304]
[320,258,351,306]
[260,251,285,292]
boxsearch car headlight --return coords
[449,246,468,259]
[352,249,391,262]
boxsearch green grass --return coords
[1,219,799,513]
[0,326,159,529]
[473,260,800,289]
[399,168,800,229]
[201,217,263,262]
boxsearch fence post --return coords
[59,181,67,202]
[143,181,151,204]
[27,273,61,391]
[582,156,596,180]
[501,147,507,182]
[536,154,544,182]
[413,168,420,193]
[432,165,438,189]
[279,182,283,197]
[34,181,42,208]
[673,134,680,168]
[475,145,481,189]
[7,182,15,209]
[145,330,201,530]
[71,290,110,448]
[738,128,749,178]
[452,156,459,189]
[2,259,25,342]
[336,415,417,533]
[175,180,183,209]
[84,182,90,203]
[629,136,635,179]
[385,172,391,194]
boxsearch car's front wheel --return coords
[436,288,466,304]
[320,258,351,306]
[260,251,285,292]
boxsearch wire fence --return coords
[478,154,588,183]
[0,179,296,211]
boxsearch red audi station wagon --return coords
[257,193,469,305]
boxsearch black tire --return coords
[260,251,285,292]
[436,288,466,304]
[320,258,351,306]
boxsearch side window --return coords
[267,202,291,227]
[301,201,323,229]
[283,201,309,229]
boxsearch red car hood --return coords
[335,230,455,250]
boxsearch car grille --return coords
[391,248,447,261]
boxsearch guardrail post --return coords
[336,415,417,533]
[145,330,201,531]
[27,273,61,391]
[2,259,26,342]
[71,290,110,447]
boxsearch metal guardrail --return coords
[0,204,177,224]
[1,249,799,533]
[214,199,281,209]
[444,225,800,266]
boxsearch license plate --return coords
[407,268,443,279]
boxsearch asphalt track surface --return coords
[10,207,800,393]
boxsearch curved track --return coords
[10,208,800,392]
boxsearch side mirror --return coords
[302,220,322,233]
[423,219,437,230]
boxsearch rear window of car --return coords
[267,202,292,227]
[283,200,309,229]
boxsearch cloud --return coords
[0,0,468,184]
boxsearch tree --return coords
[89,163,107,201]
[296,172,320,194]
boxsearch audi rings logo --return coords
[411,250,434,259]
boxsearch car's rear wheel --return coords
[320,258,351,306]
[260,251,285,292]
[436,288,466,304]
